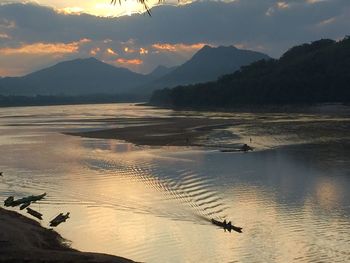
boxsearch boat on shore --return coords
[50,212,70,227]
[26,207,43,220]
[4,193,46,207]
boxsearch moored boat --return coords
[50,212,70,227]
[4,193,46,207]
[26,207,43,220]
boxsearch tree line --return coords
[150,37,350,108]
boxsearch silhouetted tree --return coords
[150,37,350,107]
[111,0,163,15]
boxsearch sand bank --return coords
[0,208,136,263]
[68,117,237,147]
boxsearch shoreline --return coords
[66,117,238,147]
[0,207,136,263]
[142,102,350,114]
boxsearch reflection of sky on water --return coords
[0,103,349,262]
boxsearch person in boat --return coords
[226,221,232,232]
[211,218,242,233]
[241,144,253,152]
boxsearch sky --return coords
[0,0,349,76]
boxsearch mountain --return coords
[0,57,147,96]
[0,46,268,98]
[147,65,177,80]
[150,37,350,107]
[148,45,270,90]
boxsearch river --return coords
[0,103,349,262]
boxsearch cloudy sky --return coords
[0,0,349,76]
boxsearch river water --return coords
[0,103,349,262]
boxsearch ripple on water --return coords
[1,104,350,263]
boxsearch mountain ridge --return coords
[0,45,270,97]
[0,57,146,96]
[147,65,177,80]
[148,45,270,90]
[150,37,350,107]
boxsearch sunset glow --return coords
[116,58,143,65]
[0,1,348,76]
[49,0,165,17]
[90,47,101,56]
[152,43,208,52]
[139,48,148,55]
[0,41,85,55]
[0,1,350,262]
[107,48,118,56]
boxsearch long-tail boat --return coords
[50,212,70,227]
[4,193,46,207]
[26,207,43,220]
[211,218,242,233]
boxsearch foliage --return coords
[150,37,350,107]
[111,0,161,16]
[0,94,145,107]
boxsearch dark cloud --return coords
[0,0,349,75]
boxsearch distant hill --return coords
[0,46,269,99]
[147,45,270,91]
[150,37,350,107]
[0,57,147,96]
[147,65,177,80]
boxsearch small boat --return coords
[26,207,43,220]
[240,144,253,152]
[211,218,242,233]
[20,202,31,210]
[4,193,46,207]
[4,196,14,207]
[50,212,70,227]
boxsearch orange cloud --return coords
[139,47,148,55]
[0,68,22,77]
[80,38,91,44]
[234,42,266,52]
[124,47,136,53]
[57,7,84,15]
[116,58,143,65]
[90,47,101,56]
[107,48,118,56]
[152,43,207,52]
[152,43,176,52]
[0,39,90,55]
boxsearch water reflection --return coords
[0,103,349,262]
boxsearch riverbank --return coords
[67,117,237,147]
[0,208,136,263]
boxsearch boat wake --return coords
[78,150,230,224]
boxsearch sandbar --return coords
[67,117,237,147]
[0,207,136,263]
